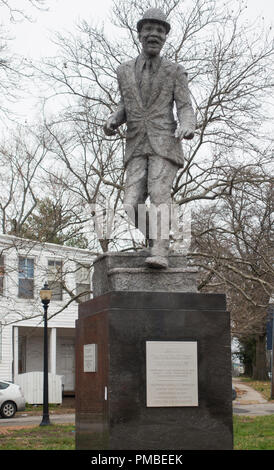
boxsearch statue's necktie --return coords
[141,59,152,105]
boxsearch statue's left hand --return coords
[103,116,118,136]
[174,126,194,140]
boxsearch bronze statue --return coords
[104,8,195,268]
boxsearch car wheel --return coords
[0,401,17,418]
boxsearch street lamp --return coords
[40,282,52,426]
[271,310,274,399]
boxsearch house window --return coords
[0,255,4,295]
[76,263,91,302]
[48,260,63,300]
[18,257,34,299]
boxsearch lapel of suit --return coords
[125,59,144,109]
[146,58,171,108]
[124,57,173,110]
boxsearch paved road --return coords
[233,403,274,416]
[0,413,75,427]
[1,379,273,426]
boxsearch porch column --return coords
[13,326,19,382]
[50,328,57,375]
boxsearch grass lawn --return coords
[0,416,274,450]
[233,415,274,450]
[0,424,75,450]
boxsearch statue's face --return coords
[138,20,167,57]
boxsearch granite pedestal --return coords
[75,286,233,450]
[92,251,198,296]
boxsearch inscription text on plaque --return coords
[83,343,97,373]
[146,341,198,407]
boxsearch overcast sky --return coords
[1,0,273,125]
[5,0,274,59]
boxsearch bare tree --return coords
[40,104,132,253]
[0,0,48,121]
[37,0,273,198]
[0,124,53,234]
[2,0,273,332]
[190,170,273,378]
[0,0,47,22]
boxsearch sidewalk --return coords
[233,377,274,416]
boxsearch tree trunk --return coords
[244,362,253,378]
[252,334,269,380]
[238,337,255,377]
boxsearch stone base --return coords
[75,291,233,450]
[92,251,198,297]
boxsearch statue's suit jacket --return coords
[111,56,196,168]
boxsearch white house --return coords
[0,234,93,399]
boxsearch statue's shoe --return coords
[145,255,168,269]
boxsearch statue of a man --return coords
[104,8,195,268]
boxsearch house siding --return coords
[0,324,13,381]
[0,234,93,388]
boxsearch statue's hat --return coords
[137,8,171,34]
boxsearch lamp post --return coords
[271,310,274,399]
[40,282,52,426]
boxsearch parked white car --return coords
[0,380,26,418]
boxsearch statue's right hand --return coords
[103,116,117,136]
